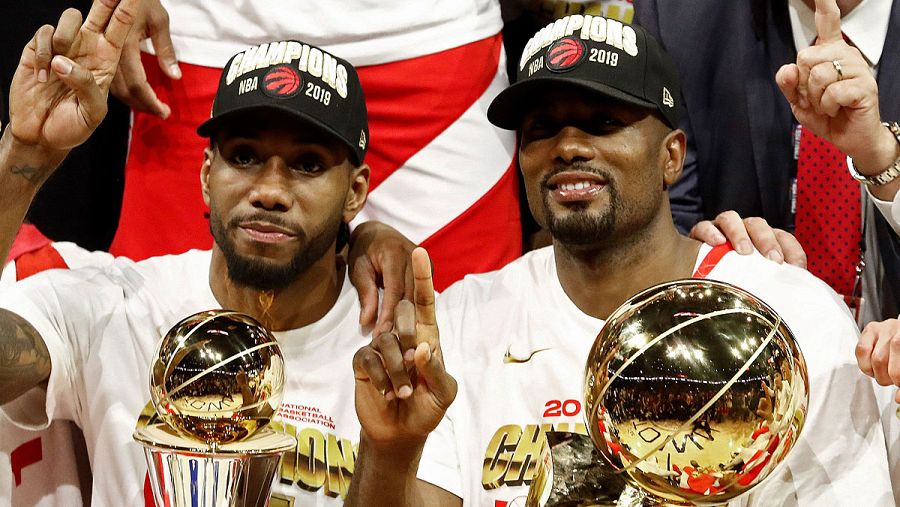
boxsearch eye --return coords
[522,117,558,141]
[292,159,326,174]
[230,147,258,167]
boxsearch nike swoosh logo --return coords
[503,347,552,364]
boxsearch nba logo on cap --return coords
[546,37,586,72]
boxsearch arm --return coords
[0,309,51,405]
[347,247,460,507]
[0,0,138,402]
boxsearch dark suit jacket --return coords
[635,0,900,319]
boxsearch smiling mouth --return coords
[546,173,608,203]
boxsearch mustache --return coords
[540,163,614,188]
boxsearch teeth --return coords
[559,181,593,191]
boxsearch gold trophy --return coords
[528,279,809,506]
[134,310,297,507]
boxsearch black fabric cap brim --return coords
[487,77,658,130]
[197,105,364,165]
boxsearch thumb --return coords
[414,342,456,410]
[50,55,107,129]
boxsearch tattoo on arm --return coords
[10,164,49,184]
[0,309,51,403]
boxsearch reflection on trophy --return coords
[134,310,297,506]
[528,279,809,506]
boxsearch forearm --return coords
[0,128,67,261]
[346,436,434,507]
[0,308,51,405]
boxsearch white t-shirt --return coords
[0,242,115,507]
[419,245,893,506]
[0,250,368,506]
[157,0,502,68]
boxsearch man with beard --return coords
[0,0,380,503]
[347,13,892,507]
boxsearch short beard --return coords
[540,167,620,246]
[209,208,340,291]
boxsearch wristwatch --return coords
[848,121,900,186]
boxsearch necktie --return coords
[794,126,861,299]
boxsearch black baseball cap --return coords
[489,15,681,130]
[197,40,369,165]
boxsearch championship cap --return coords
[197,40,369,165]
[488,15,681,129]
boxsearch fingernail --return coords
[404,349,415,362]
[51,56,72,76]
[37,69,48,82]
[384,391,396,401]
[398,386,413,399]
[738,240,753,254]
[767,250,784,263]
[159,103,171,120]
[169,63,182,79]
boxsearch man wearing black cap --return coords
[347,14,892,506]
[0,1,382,504]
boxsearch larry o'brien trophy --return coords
[134,310,297,506]
[527,279,809,506]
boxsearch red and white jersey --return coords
[0,250,367,506]
[1,227,115,507]
[155,0,502,68]
[419,244,892,506]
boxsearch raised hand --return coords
[352,247,457,447]
[774,0,896,172]
[9,0,139,151]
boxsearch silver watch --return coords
[848,121,900,186]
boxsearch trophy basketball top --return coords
[148,310,287,448]
[583,279,809,505]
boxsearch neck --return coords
[208,246,343,331]
[553,212,701,321]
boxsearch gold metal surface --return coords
[149,310,286,446]
[583,279,808,505]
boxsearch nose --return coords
[247,157,294,212]
[550,126,595,165]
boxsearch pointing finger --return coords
[814,0,843,44]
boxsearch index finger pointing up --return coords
[814,0,843,44]
[412,247,436,328]
[83,0,140,49]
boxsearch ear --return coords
[343,163,370,223]
[661,129,686,188]
[200,147,214,207]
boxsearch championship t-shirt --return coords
[419,245,892,506]
[0,250,368,506]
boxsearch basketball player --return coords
[348,12,892,506]
[0,0,385,502]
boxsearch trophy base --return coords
[134,423,296,507]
